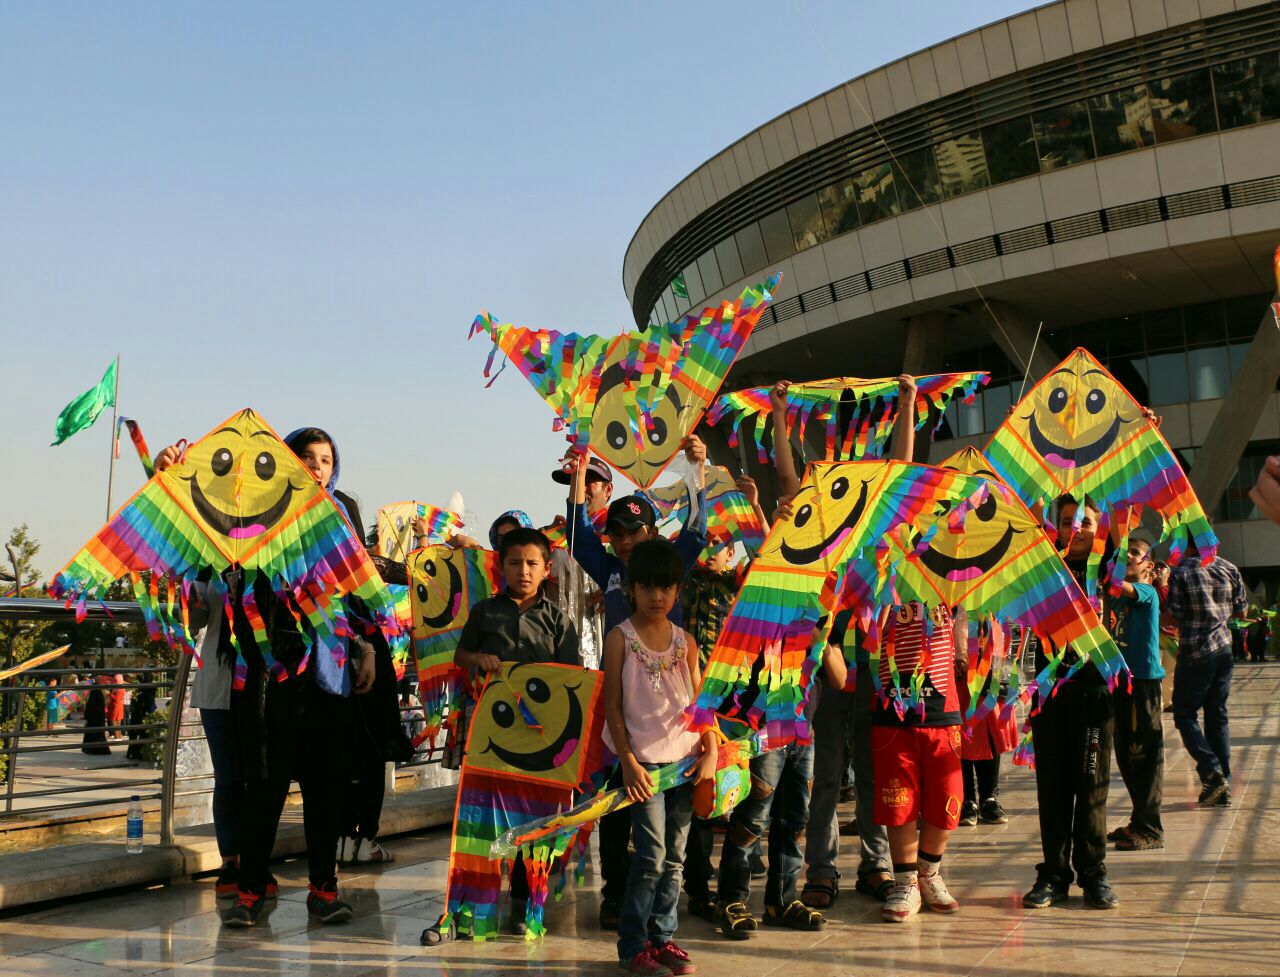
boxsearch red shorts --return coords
[872,724,963,830]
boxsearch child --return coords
[1023,496,1117,910]
[957,616,1018,827]
[604,538,717,977]
[565,440,708,929]
[420,526,580,945]
[1107,537,1165,851]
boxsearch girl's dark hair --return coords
[626,538,685,590]
[498,527,552,562]
[285,427,338,469]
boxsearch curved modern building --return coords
[623,0,1280,586]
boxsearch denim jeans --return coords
[618,772,693,960]
[199,708,242,859]
[1173,651,1233,783]
[718,742,814,908]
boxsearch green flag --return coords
[52,359,117,446]
[671,274,688,300]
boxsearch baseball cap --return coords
[551,456,614,485]
[606,495,657,532]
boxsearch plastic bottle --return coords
[126,795,143,854]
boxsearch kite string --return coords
[786,0,1034,377]
[1016,321,1044,403]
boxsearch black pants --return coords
[1030,679,1112,888]
[341,752,386,840]
[1113,679,1164,840]
[962,757,1000,805]
[598,767,632,905]
[683,817,715,902]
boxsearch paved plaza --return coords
[0,665,1277,977]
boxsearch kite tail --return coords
[1012,724,1036,769]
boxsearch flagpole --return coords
[105,354,120,520]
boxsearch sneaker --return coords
[918,871,958,913]
[718,900,758,940]
[265,875,279,900]
[509,898,527,936]
[215,864,239,900]
[1216,787,1232,807]
[958,800,978,826]
[653,940,696,975]
[1198,776,1229,806]
[599,899,621,930]
[619,946,674,977]
[1114,831,1164,851]
[748,850,767,879]
[222,891,265,928]
[336,835,357,865]
[353,838,395,864]
[306,881,353,924]
[978,798,1008,825]
[1106,823,1133,843]
[1082,880,1119,910]
[1022,879,1068,909]
[881,879,922,922]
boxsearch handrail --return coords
[158,651,192,847]
[0,597,144,622]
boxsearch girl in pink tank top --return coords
[603,538,717,975]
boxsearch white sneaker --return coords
[336,836,357,865]
[352,838,395,864]
[918,870,958,913]
[881,879,922,922]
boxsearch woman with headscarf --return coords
[80,675,111,756]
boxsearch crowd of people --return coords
[121,376,1257,977]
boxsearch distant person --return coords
[126,674,157,761]
[80,676,111,756]
[115,635,126,649]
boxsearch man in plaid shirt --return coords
[1164,551,1248,808]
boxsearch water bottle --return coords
[126,795,144,854]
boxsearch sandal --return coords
[1115,833,1164,851]
[800,877,838,909]
[763,900,826,931]
[855,873,895,902]
[420,919,457,946]
[1106,824,1132,843]
[719,901,758,940]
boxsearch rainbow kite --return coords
[377,501,464,562]
[707,371,989,464]
[48,409,401,696]
[644,465,765,556]
[408,544,502,753]
[469,275,782,488]
[986,348,1218,595]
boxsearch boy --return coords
[1108,537,1165,851]
[419,526,580,945]
[1023,496,1118,910]
[565,438,709,929]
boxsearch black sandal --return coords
[763,900,826,931]
[719,901,758,940]
[420,919,457,946]
[800,877,838,909]
[855,873,895,902]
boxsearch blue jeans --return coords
[618,772,693,960]
[718,743,814,908]
[200,708,243,858]
[1172,652,1232,783]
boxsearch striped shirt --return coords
[873,602,960,727]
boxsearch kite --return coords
[408,543,502,753]
[48,408,401,696]
[688,458,1123,749]
[377,501,464,562]
[0,645,71,683]
[469,275,782,488]
[644,465,765,557]
[114,417,154,478]
[707,372,989,464]
[540,508,608,551]
[986,347,1218,595]
[438,661,611,941]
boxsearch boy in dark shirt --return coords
[421,527,580,945]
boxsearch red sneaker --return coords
[653,940,696,975]
[618,945,673,977]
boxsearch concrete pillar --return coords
[903,312,948,462]
[974,300,1060,384]
[1190,299,1280,515]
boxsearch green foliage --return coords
[137,706,169,765]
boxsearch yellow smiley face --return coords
[589,355,695,487]
[161,409,320,562]
[466,662,602,787]
[757,463,873,571]
[1020,350,1135,472]
[407,545,471,636]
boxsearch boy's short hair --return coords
[1056,493,1100,519]
[626,538,685,590]
[498,527,552,563]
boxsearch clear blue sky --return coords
[0,1,1031,577]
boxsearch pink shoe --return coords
[653,940,696,975]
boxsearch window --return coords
[1149,69,1216,143]
[1226,294,1269,339]
[891,147,942,209]
[935,133,989,197]
[1188,346,1230,400]
[680,262,704,308]
[714,236,744,286]
[983,383,1012,432]
[787,193,829,251]
[759,207,796,261]
[1217,442,1280,522]
[1147,351,1189,405]
[735,223,768,275]
[1213,54,1280,130]
[956,393,985,437]
[1033,100,1095,171]
[1089,85,1153,155]
[696,249,723,299]
[1109,356,1150,404]
[1143,307,1184,351]
[1183,301,1226,347]
[853,162,900,223]
[658,288,674,324]
[817,178,860,236]
[1230,342,1250,379]
[981,116,1039,184]
[1107,316,1143,356]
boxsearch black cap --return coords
[606,495,657,532]
[552,456,614,485]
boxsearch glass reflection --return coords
[715,236,744,285]
[817,178,860,235]
[1188,346,1230,400]
[787,194,829,251]
[853,162,900,222]
[735,222,768,274]
[697,249,723,298]
[681,262,704,308]
[1033,101,1095,171]
[1214,54,1280,129]
[981,116,1039,184]
[1149,69,1216,143]
[892,147,942,209]
[1089,85,1153,155]
[935,133,989,197]
[759,207,796,261]
[1147,351,1189,405]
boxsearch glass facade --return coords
[650,48,1280,322]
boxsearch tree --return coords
[2,524,48,669]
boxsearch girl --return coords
[604,538,717,977]
[956,617,1018,827]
